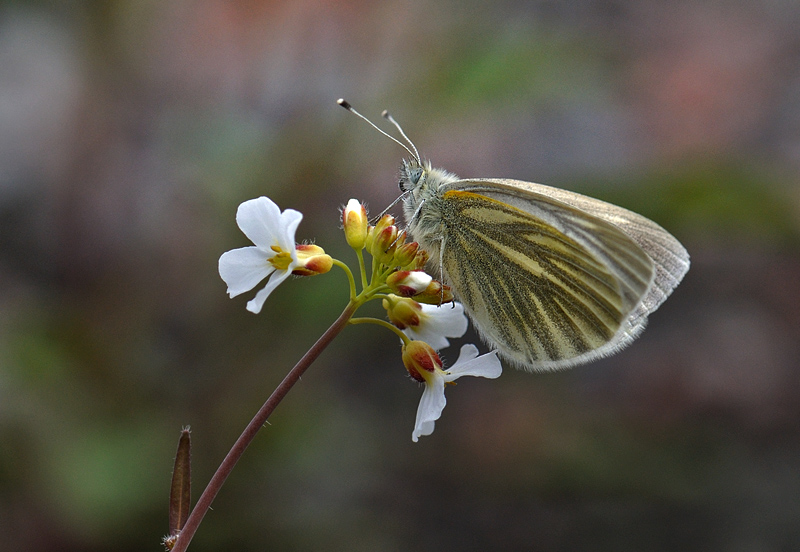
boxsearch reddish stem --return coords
[170,302,357,552]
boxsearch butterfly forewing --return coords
[434,188,654,371]
[462,179,691,320]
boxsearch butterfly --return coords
[339,99,690,371]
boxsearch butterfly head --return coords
[400,158,426,193]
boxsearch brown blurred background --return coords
[1,1,799,550]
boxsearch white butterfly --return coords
[340,100,690,371]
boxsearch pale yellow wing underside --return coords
[461,179,691,323]
[431,179,687,371]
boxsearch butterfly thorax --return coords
[399,159,460,256]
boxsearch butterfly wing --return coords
[428,179,682,371]
[459,179,691,324]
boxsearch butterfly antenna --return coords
[374,190,410,222]
[337,99,418,161]
[382,110,421,164]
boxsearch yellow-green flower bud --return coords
[401,340,442,383]
[292,244,333,276]
[411,249,429,270]
[382,294,422,329]
[371,222,398,266]
[365,214,394,257]
[394,241,420,268]
[342,199,368,250]
[414,280,454,305]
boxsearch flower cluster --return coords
[219,196,501,440]
[218,197,331,313]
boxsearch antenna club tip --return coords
[381,110,390,118]
[337,98,352,109]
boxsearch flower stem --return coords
[332,259,357,301]
[349,316,410,344]
[356,249,368,291]
[170,301,358,552]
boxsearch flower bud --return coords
[342,199,368,250]
[394,241,420,267]
[365,214,394,249]
[401,340,442,383]
[411,249,429,270]
[382,294,422,329]
[371,222,399,266]
[386,271,433,297]
[364,215,395,257]
[292,244,333,276]
[414,280,454,305]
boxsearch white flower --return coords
[218,197,303,313]
[410,343,502,442]
[402,302,469,350]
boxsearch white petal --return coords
[444,345,502,382]
[245,269,292,313]
[236,197,302,251]
[278,208,303,255]
[421,302,469,337]
[412,375,446,442]
[402,302,469,350]
[344,198,362,214]
[455,343,480,363]
[402,326,450,351]
[218,246,274,297]
[405,271,434,290]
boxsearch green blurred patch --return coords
[1,313,174,542]
[577,160,799,244]
[426,27,606,109]
[44,416,170,542]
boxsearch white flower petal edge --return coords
[236,196,302,251]
[246,269,292,313]
[402,302,469,350]
[444,344,503,380]
[218,197,303,313]
[412,373,446,442]
[411,344,502,442]
[219,246,275,298]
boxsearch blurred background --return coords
[1,0,799,550]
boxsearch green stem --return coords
[349,316,410,344]
[170,301,358,552]
[356,249,368,292]
[369,254,380,287]
[360,284,390,302]
[332,259,357,301]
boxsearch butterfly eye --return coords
[399,161,424,192]
[408,167,423,186]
